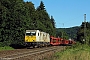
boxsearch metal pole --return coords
[84,14,86,44]
[62,23,64,51]
[62,23,64,39]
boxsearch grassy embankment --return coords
[0,46,14,51]
[45,43,90,60]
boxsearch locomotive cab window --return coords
[26,32,36,36]
[31,32,36,36]
[26,32,30,36]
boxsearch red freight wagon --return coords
[62,40,69,45]
[50,36,62,46]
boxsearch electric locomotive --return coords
[25,30,50,47]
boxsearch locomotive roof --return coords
[26,30,39,32]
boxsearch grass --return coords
[0,46,14,51]
[44,44,90,60]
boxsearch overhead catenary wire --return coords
[58,14,84,24]
[56,14,84,28]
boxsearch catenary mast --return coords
[84,14,86,44]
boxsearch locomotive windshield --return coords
[26,32,36,36]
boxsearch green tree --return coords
[0,0,11,46]
[36,1,56,36]
[37,1,45,11]
[77,22,90,45]
[50,16,56,28]
[0,0,32,46]
[50,16,56,36]
[25,1,37,30]
[9,0,31,45]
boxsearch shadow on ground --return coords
[10,44,26,49]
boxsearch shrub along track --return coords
[0,46,65,60]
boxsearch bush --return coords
[0,46,14,51]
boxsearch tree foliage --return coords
[77,22,90,45]
[0,0,56,47]
[56,26,79,40]
[37,1,45,11]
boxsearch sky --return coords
[24,0,90,28]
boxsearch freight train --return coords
[25,30,75,47]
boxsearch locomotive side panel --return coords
[39,32,50,42]
[46,33,50,42]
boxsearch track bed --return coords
[0,46,65,60]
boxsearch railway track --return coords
[0,46,64,60]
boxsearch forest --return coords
[0,0,90,47]
[0,0,56,47]
[56,26,80,40]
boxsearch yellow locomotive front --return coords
[25,30,37,47]
[25,31,36,42]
